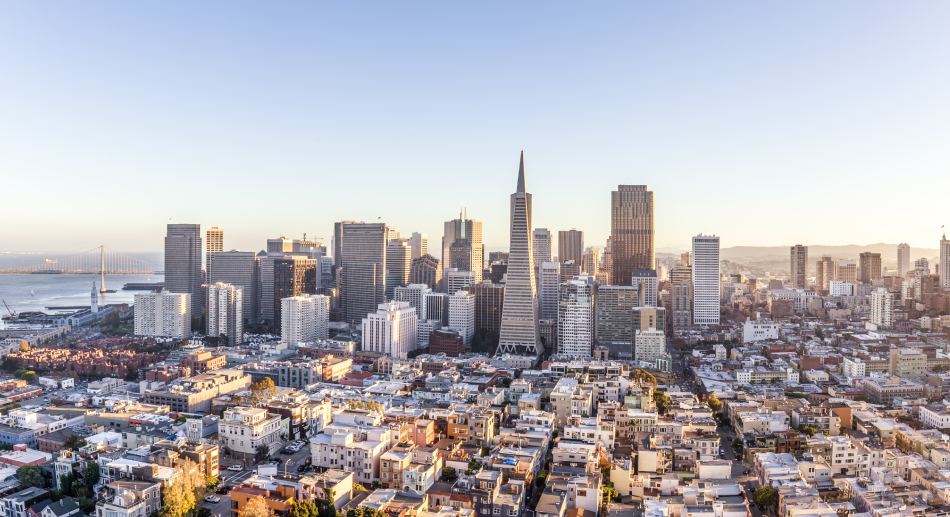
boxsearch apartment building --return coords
[143,370,251,413]
[218,407,282,456]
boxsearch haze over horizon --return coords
[2,2,948,252]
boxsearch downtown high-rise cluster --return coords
[151,152,727,364]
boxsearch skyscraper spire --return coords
[516,151,526,193]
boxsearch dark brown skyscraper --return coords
[610,185,654,286]
[273,256,317,329]
[859,252,882,284]
[557,229,584,265]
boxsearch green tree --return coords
[238,495,272,517]
[19,341,29,352]
[63,435,87,451]
[632,369,658,387]
[440,467,457,482]
[480,446,489,457]
[653,390,670,415]
[535,469,548,488]
[853,395,869,402]
[602,483,620,503]
[205,475,219,490]
[708,393,722,413]
[732,438,743,450]
[346,508,387,517]
[16,465,45,489]
[315,487,336,517]
[84,462,100,487]
[256,444,271,462]
[501,377,513,388]
[290,500,319,517]
[246,378,279,408]
[752,487,779,515]
[796,424,817,437]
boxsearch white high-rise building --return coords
[448,291,476,347]
[134,292,191,338]
[408,232,428,261]
[207,283,244,345]
[394,284,431,318]
[941,233,950,290]
[557,277,594,358]
[446,268,476,295]
[538,262,560,322]
[897,243,911,278]
[361,301,417,359]
[829,281,854,297]
[281,294,329,345]
[634,329,666,362]
[870,288,894,330]
[91,283,99,313]
[691,235,721,325]
[532,229,552,267]
[631,269,658,307]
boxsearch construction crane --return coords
[2,300,17,319]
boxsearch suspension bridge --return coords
[0,246,163,290]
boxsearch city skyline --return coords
[3,3,949,251]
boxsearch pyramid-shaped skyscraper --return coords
[497,152,542,355]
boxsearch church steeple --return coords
[516,151,526,193]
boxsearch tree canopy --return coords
[240,495,272,517]
[708,393,722,413]
[653,390,670,415]
[243,378,279,408]
[753,487,778,509]
[17,466,44,489]
[631,369,658,387]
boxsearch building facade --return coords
[361,302,418,359]
[281,294,330,345]
[340,222,389,325]
[790,244,808,289]
[133,292,191,338]
[165,224,203,316]
[692,235,720,325]
[209,250,259,323]
[448,291,476,347]
[558,229,584,265]
[557,278,594,358]
[206,283,243,345]
[611,185,654,286]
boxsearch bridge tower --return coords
[100,245,107,292]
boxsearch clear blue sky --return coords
[2,2,948,253]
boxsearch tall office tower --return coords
[533,229,552,266]
[445,268,476,295]
[671,280,691,330]
[165,224,203,316]
[915,257,930,279]
[790,245,808,288]
[681,252,691,267]
[443,208,483,283]
[870,288,894,329]
[134,292,191,338]
[941,233,950,289]
[581,247,600,276]
[387,227,400,241]
[361,301,417,359]
[210,250,259,323]
[559,260,581,284]
[91,283,98,313]
[206,283,244,345]
[448,290,476,347]
[205,227,224,280]
[280,294,329,345]
[470,281,505,333]
[340,222,388,325]
[408,233,428,261]
[385,239,411,300]
[424,292,449,326]
[815,256,837,291]
[692,235,721,325]
[631,269,659,307]
[333,221,347,288]
[272,256,317,330]
[267,237,294,253]
[836,260,857,284]
[897,243,911,278]
[595,285,638,359]
[319,256,334,288]
[497,152,542,355]
[538,262,560,322]
[410,254,442,290]
[859,252,882,284]
[557,276,595,358]
[394,284,431,317]
[632,306,666,335]
[611,185,654,286]
[558,229,584,265]
[602,237,612,274]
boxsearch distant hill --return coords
[720,243,938,260]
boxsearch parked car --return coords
[215,486,231,495]
[227,464,242,471]
[204,496,220,503]
[297,465,307,472]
